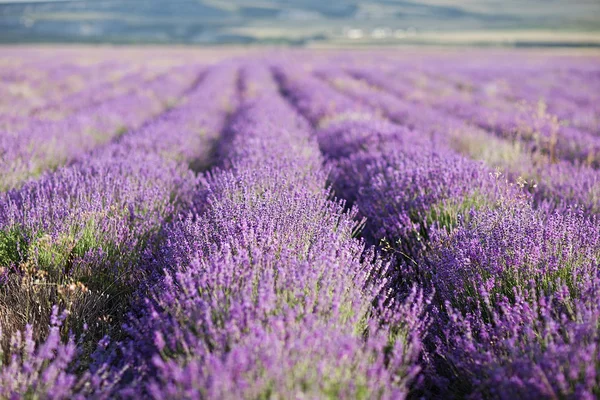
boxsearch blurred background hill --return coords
[1,0,599,46]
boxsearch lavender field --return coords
[1,47,599,399]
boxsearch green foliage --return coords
[425,190,490,233]
[0,226,28,267]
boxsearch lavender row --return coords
[0,61,238,337]
[1,61,201,137]
[415,62,600,135]
[350,65,600,168]
[276,63,503,260]
[315,66,600,217]
[0,63,240,398]
[0,48,216,120]
[0,64,202,191]
[426,199,600,399]
[31,67,178,121]
[0,59,131,119]
[0,61,142,122]
[1,66,189,134]
[121,63,427,399]
[276,63,600,399]
[344,51,600,128]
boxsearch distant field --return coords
[1,46,600,399]
[2,0,600,45]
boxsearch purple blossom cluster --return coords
[1,49,599,399]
